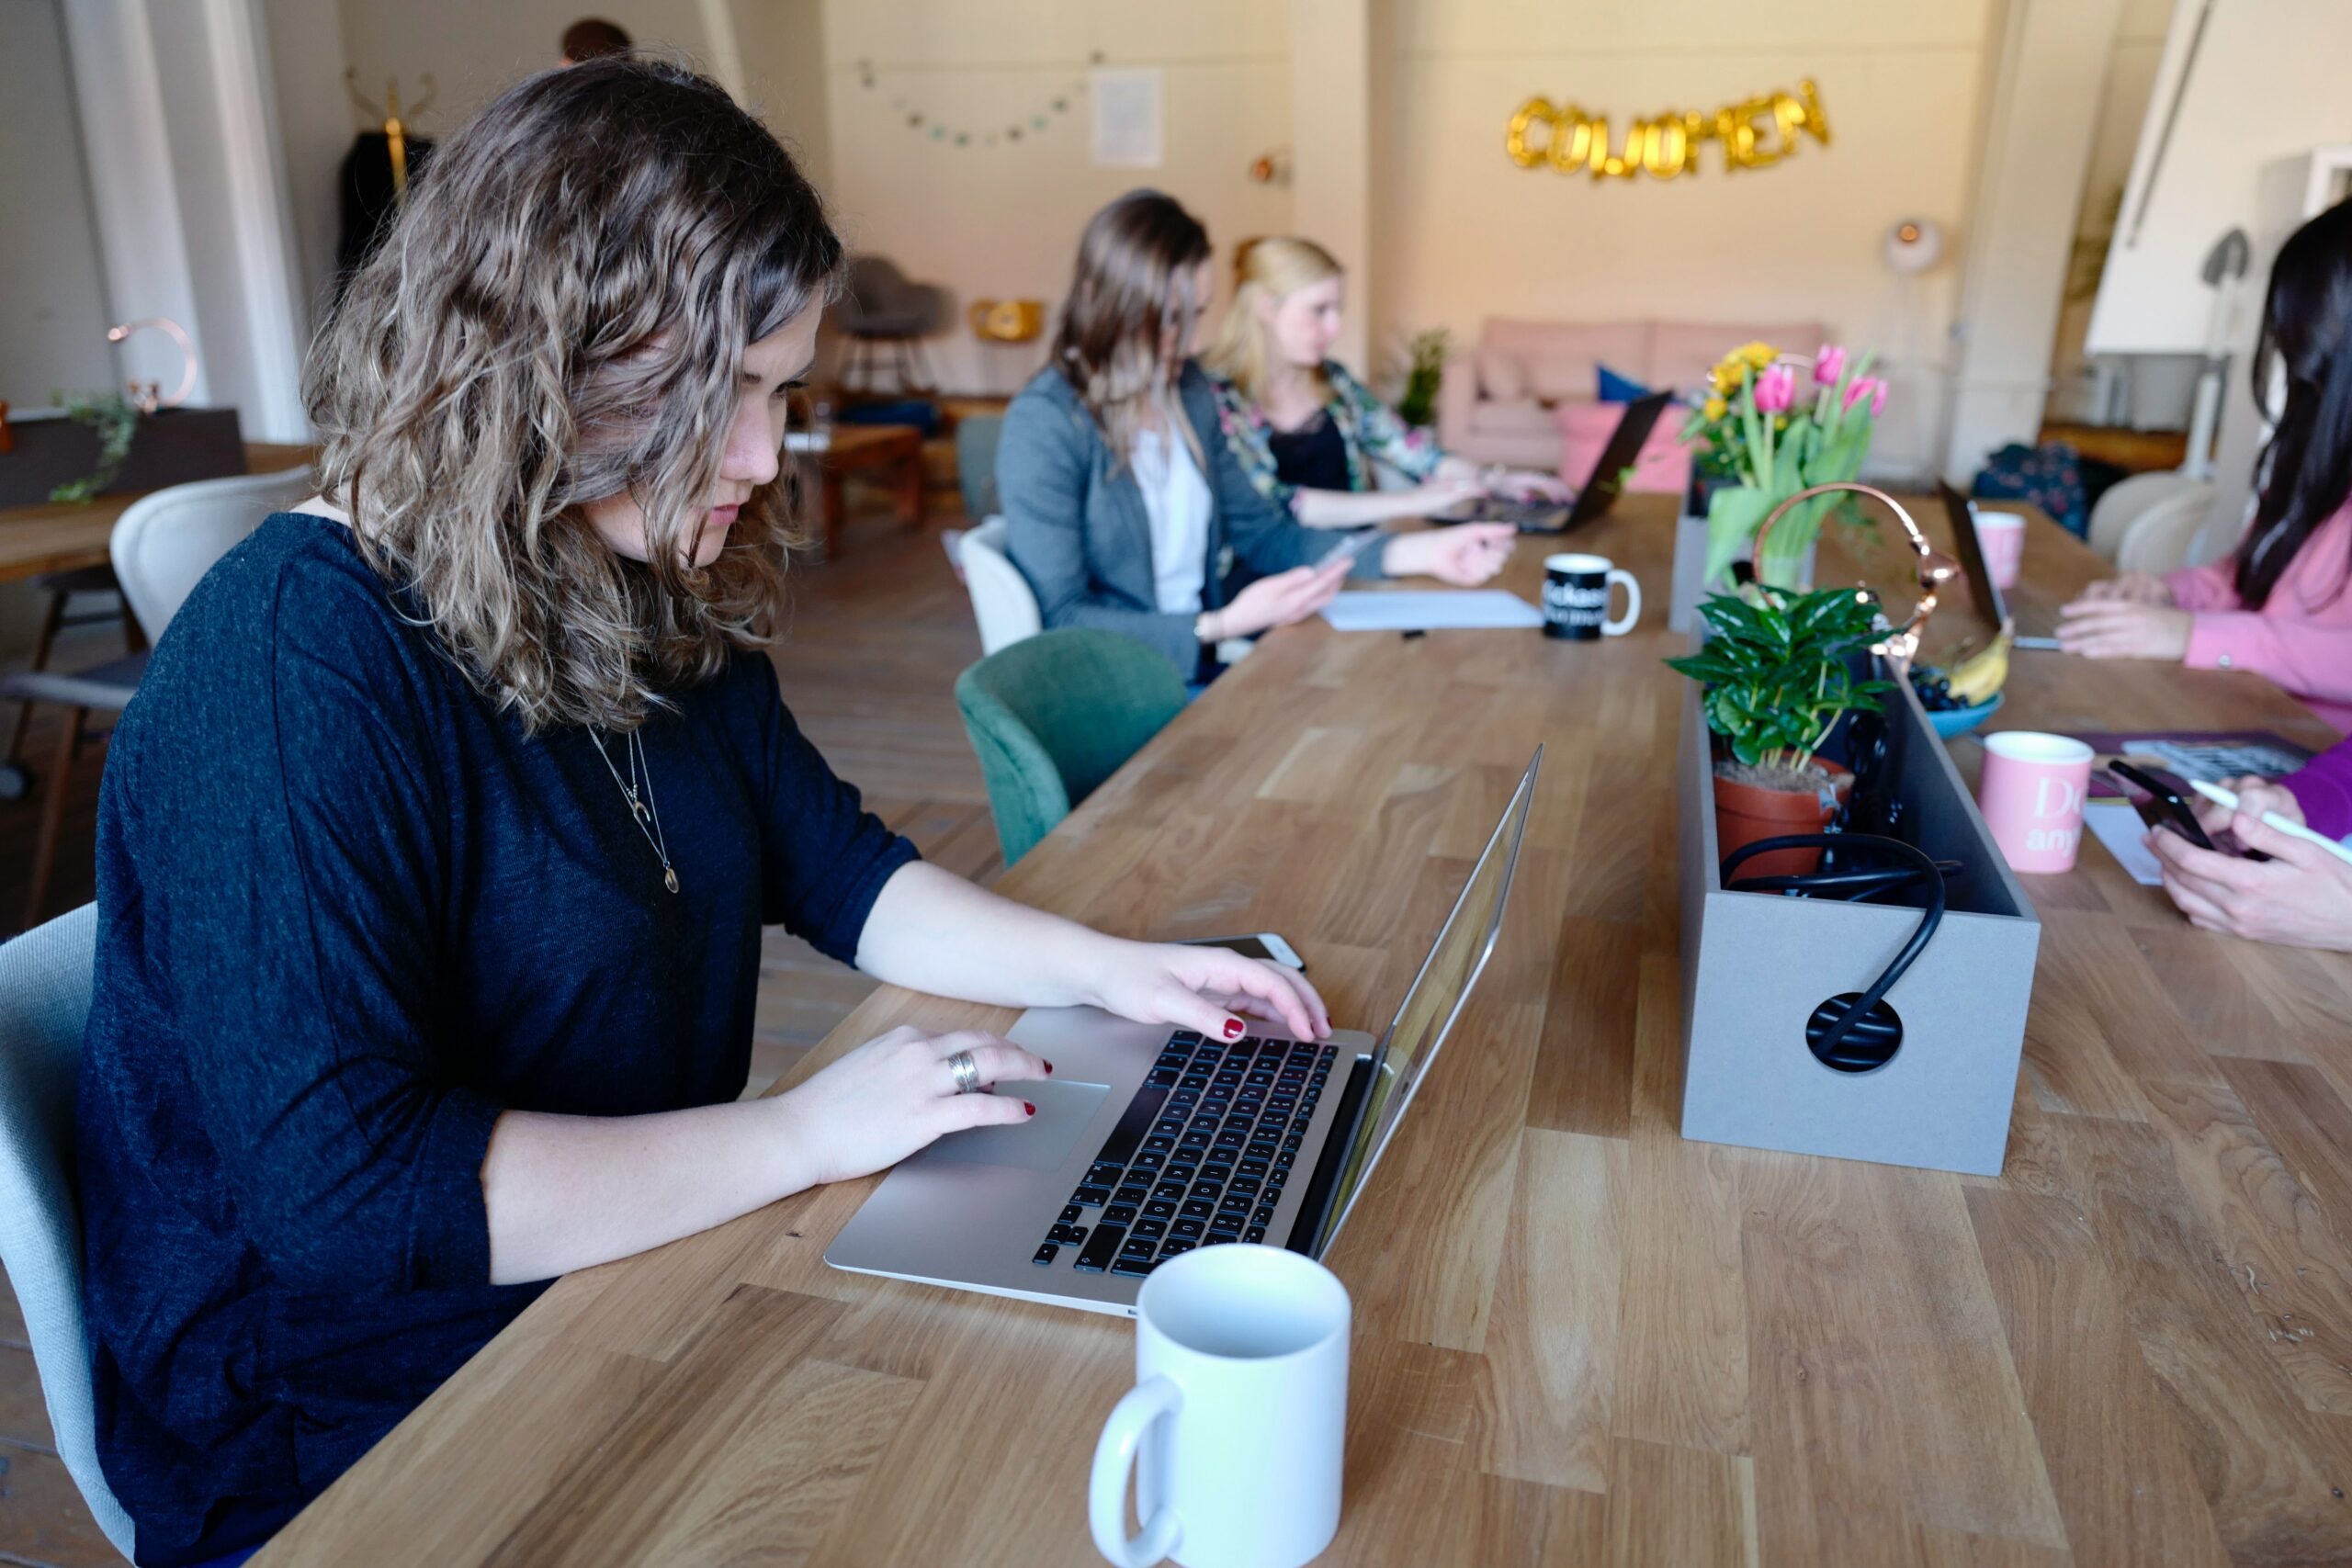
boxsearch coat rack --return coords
[345,69,436,199]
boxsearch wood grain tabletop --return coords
[258,495,2352,1567]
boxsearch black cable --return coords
[1718,833,1949,1069]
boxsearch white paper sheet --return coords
[2083,801,2165,886]
[1090,68,1164,167]
[1318,591,1547,632]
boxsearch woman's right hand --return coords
[2191,773,2304,837]
[778,1026,1050,1186]
[2075,572,2175,607]
[1412,474,1487,515]
[1213,558,1350,639]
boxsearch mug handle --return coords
[1603,569,1643,636]
[1091,1376,1183,1568]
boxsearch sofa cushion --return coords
[1477,350,1527,401]
[1646,321,1827,398]
[1469,400,1561,437]
[1526,357,1592,402]
[1479,320,1651,406]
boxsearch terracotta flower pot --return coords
[1713,761,1854,880]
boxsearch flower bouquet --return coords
[1682,342,1886,592]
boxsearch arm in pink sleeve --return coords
[2285,739,2352,841]
[2164,558,2239,612]
[2182,612,2352,710]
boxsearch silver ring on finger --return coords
[947,1048,981,1095]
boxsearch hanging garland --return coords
[855,52,1098,149]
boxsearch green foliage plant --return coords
[1395,328,1449,428]
[1665,585,1894,783]
[48,389,141,504]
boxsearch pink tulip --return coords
[1843,376,1887,417]
[1753,363,1795,414]
[1813,344,1846,385]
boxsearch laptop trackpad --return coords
[914,1079,1110,1170]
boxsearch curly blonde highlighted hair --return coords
[306,57,841,734]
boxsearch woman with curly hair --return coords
[76,60,1325,1567]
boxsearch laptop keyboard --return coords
[1033,1032,1337,1278]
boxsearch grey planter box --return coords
[1673,657,2041,1176]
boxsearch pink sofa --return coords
[1437,317,1828,469]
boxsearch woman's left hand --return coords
[1496,470,1572,502]
[2146,813,2352,950]
[2054,599,2192,660]
[1381,524,1516,586]
[1086,941,1332,1041]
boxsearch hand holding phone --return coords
[2109,761,2219,852]
[1315,529,1383,573]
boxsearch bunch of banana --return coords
[1943,628,2012,705]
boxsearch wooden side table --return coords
[798,423,926,559]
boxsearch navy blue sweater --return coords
[75,515,917,1565]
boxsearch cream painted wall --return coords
[734,0,832,192]
[819,0,1295,395]
[1373,0,1999,478]
[334,0,713,133]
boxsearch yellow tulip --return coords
[1743,342,1777,367]
[1703,396,1727,421]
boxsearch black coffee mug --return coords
[1542,553,1641,639]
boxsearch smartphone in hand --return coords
[1315,530,1383,573]
[2109,761,2219,852]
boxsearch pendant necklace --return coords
[588,727,679,894]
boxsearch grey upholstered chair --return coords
[839,254,948,394]
[0,903,136,1560]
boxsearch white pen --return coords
[2188,778,2352,865]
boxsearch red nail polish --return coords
[1024,1101,1037,1116]
[1224,1019,1244,1039]
[1046,1060,1055,1075]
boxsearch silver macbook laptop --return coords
[826,750,1542,1316]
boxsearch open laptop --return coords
[826,750,1542,1316]
[1443,390,1672,536]
[1939,481,2060,649]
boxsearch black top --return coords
[1266,410,1354,494]
[75,515,917,1566]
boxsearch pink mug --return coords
[1974,509,2026,590]
[1978,731,2093,874]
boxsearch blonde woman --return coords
[1204,236,1568,527]
[75,64,1325,1568]
[1001,195,1514,681]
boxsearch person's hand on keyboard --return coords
[780,1026,1052,1185]
[1084,942,1331,1043]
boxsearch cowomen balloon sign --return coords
[1506,81,1830,182]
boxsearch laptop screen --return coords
[1313,750,1540,1255]
[1939,480,2010,626]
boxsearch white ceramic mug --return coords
[1090,1245,1351,1568]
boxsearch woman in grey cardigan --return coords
[1001,191,1513,679]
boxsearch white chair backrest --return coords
[960,516,1042,656]
[110,467,314,640]
[2086,470,2202,564]
[2114,482,2219,577]
[0,905,135,1560]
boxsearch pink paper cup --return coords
[1975,509,2026,590]
[1978,730,2093,874]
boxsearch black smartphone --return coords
[2109,761,2217,852]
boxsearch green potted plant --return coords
[1394,328,1448,428]
[1666,584,1894,878]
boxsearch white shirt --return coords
[1131,426,1213,615]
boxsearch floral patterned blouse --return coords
[1206,359,1443,513]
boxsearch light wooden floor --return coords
[0,484,989,1564]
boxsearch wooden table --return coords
[0,443,313,586]
[804,423,925,559]
[263,498,2352,1567]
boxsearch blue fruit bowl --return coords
[1925,691,2004,739]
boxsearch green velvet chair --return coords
[956,627,1188,866]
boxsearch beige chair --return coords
[2086,470,2206,564]
[4,467,311,925]
[2113,481,2219,577]
[956,517,1043,656]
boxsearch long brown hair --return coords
[2234,197,2352,609]
[1050,190,1212,465]
[307,57,841,734]
[1203,235,1341,405]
